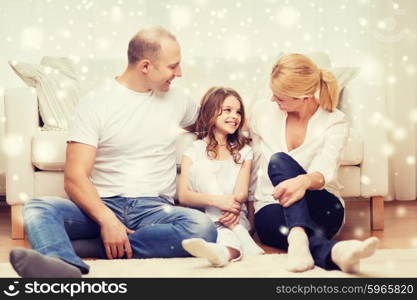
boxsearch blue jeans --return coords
[23,196,217,274]
[255,152,345,270]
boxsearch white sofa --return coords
[4,54,388,239]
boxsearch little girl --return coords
[179,87,264,267]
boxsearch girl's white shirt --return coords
[183,140,253,218]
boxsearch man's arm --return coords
[64,142,133,259]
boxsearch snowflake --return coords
[170,6,192,30]
[381,143,395,156]
[392,127,406,141]
[21,27,44,50]
[353,227,364,237]
[406,65,416,76]
[18,193,29,202]
[276,6,300,28]
[387,75,397,84]
[2,134,24,158]
[395,206,407,217]
[279,226,289,235]
[360,175,371,185]
[163,205,173,213]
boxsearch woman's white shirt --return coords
[249,99,349,214]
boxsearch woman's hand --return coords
[219,211,240,229]
[272,175,311,208]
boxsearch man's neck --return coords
[116,70,151,93]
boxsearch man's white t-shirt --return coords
[67,79,198,203]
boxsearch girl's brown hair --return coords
[195,87,250,164]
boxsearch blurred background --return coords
[0,0,416,201]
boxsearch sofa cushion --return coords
[34,171,68,199]
[338,166,361,197]
[9,57,81,130]
[32,131,67,171]
[340,130,363,165]
[32,131,199,171]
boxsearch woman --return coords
[250,53,379,273]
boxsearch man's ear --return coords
[137,59,151,74]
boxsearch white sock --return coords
[286,229,315,272]
[232,225,265,256]
[182,238,230,267]
[331,237,379,273]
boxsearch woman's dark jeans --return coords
[255,152,345,270]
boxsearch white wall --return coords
[0,0,416,199]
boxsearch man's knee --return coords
[23,197,64,221]
[24,198,52,216]
[181,209,217,242]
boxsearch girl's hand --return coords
[219,211,240,229]
[216,195,241,214]
[272,175,310,208]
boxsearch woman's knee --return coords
[268,152,296,174]
[268,152,305,185]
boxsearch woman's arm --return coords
[272,172,324,208]
[178,155,241,213]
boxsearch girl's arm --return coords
[178,155,240,214]
[233,159,252,203]
[219,159,252,228]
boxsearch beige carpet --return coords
[1,249,416,278]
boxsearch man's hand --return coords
[215,195,241,214]
[272,175,310,208]
[219,211,240,229]
[100,218,134,259]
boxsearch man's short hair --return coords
[127,26,177,65]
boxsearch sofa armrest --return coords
[4,87,38,205]
[342,82,389,198]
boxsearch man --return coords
[9,26,217,278]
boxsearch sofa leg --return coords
[11,205,25,240]
[370,196,384,231]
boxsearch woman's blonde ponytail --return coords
[319,69,339,112]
